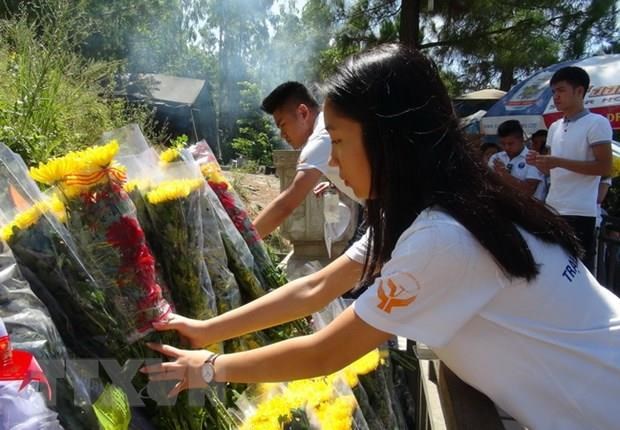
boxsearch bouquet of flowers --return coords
[235,349,385,430]
[0,144,119,359]
[24,142,217,429]
[142,163,218,325]
[28,141,172,344]
[158,148,269,352]
[190,141,284,291]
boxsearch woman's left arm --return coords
[143,306,392,396]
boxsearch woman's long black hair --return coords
[323,44,581,284]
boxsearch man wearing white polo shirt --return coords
[527,66,613,271]
[489,120,545,200]
[253,81,357,239]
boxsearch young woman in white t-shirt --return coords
[143,44,620,429]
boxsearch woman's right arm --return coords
[156,254,364,347]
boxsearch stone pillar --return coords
[272,150,359,277]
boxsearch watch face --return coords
[201,363,215,384]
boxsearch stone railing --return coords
[272,150,359,277]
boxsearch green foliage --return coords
[230,82,278,166]
[422,0,618,90]
[0,1,156,166]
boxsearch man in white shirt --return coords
[488,120,545,200]
[253,81,356,238]
[527,66,613,271]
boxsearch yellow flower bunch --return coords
[146,179,204,205]
[30,141,123,195]
[200,162,229,186]
[159,147,181,165]
[124,179,151,194]
[330,348,382,388]
[239,395,294,430]
[612,156,620,178]
[286,378,334,409]
[75,140,119,170]
[314,395,357,430]
[0,195,66,242]
[30,155,80,186]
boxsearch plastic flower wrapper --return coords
[189,140,283,291]
[313,300,407,429]
[0,244,101,429]
[28,143,222,429]
[157,148,269,353]
[0,143,119,359]
[28,141,173,343]
[235,351,381,430]
[141,162,218,324]
[117,152,175,308]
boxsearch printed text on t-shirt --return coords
[561,256,580,282]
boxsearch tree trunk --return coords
[400,0,421,48]
[499,66,514,91]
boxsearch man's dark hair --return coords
[550,66,590,96]
[261,81,319,114]
[532,129,548,139]
[497,120,524,139]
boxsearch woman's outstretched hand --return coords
[153,313,211,348]
[141,343,213,397]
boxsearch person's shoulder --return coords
[396,209,469,246]
[306,113,331,146]
[586,111,612,128]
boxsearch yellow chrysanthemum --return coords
[1,223,15,242]
[329,348,381,388]
[77,140,119,169]
[159,147,181,164]
[240,395,294,430]
[124,179,151,193]
[612,156,620,178]
[200,162,229,186]
[313,395,356,430]
[30,155,79,185]
[12,205,43,230]
[146,179,204,205]
[44,194,67,223]
[287,378,333,409]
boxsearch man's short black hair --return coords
[497,120,524,139]
[532,129,548,139]
[261,81,319,114]
[550,66,590,96]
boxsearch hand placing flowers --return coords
[141,343,216,398]
[152,313,212,348]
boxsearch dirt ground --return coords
[222,171,292,255]
[223,171,281,218]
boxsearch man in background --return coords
[527,66,613,271]
[253,81,357,239]
[489,120,546,200]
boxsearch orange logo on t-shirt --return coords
[376,278,417,313]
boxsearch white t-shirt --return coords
[545,110,613,217]
[346,209,620,430]
[297,113,359,202]
[488,147,546,200]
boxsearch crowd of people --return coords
[483,66,614,272]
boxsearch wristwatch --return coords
[201,353,220,384]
